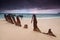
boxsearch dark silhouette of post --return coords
[16,16,21,27]
[42,29,56,37]
[31,14,41,32]
[24,24,28,29]
[7,14,14,24]
[11,14,17,25]
[47,29,56,37]
[4,14,8,21]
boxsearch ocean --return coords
[0,13,60,19]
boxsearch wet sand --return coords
[0,18,60,40]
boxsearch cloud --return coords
[0,0,60,10]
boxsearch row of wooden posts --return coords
[4,14,56,37]
[4,14,22,27]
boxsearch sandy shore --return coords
[0,18,60,40]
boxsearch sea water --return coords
[0,13,60,19]
[0,13,4,19]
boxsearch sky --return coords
[0,0,60,14]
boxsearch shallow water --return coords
[0,13,60,19]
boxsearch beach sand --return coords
[0,18,60,40]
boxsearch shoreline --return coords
[0,16,60,20]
